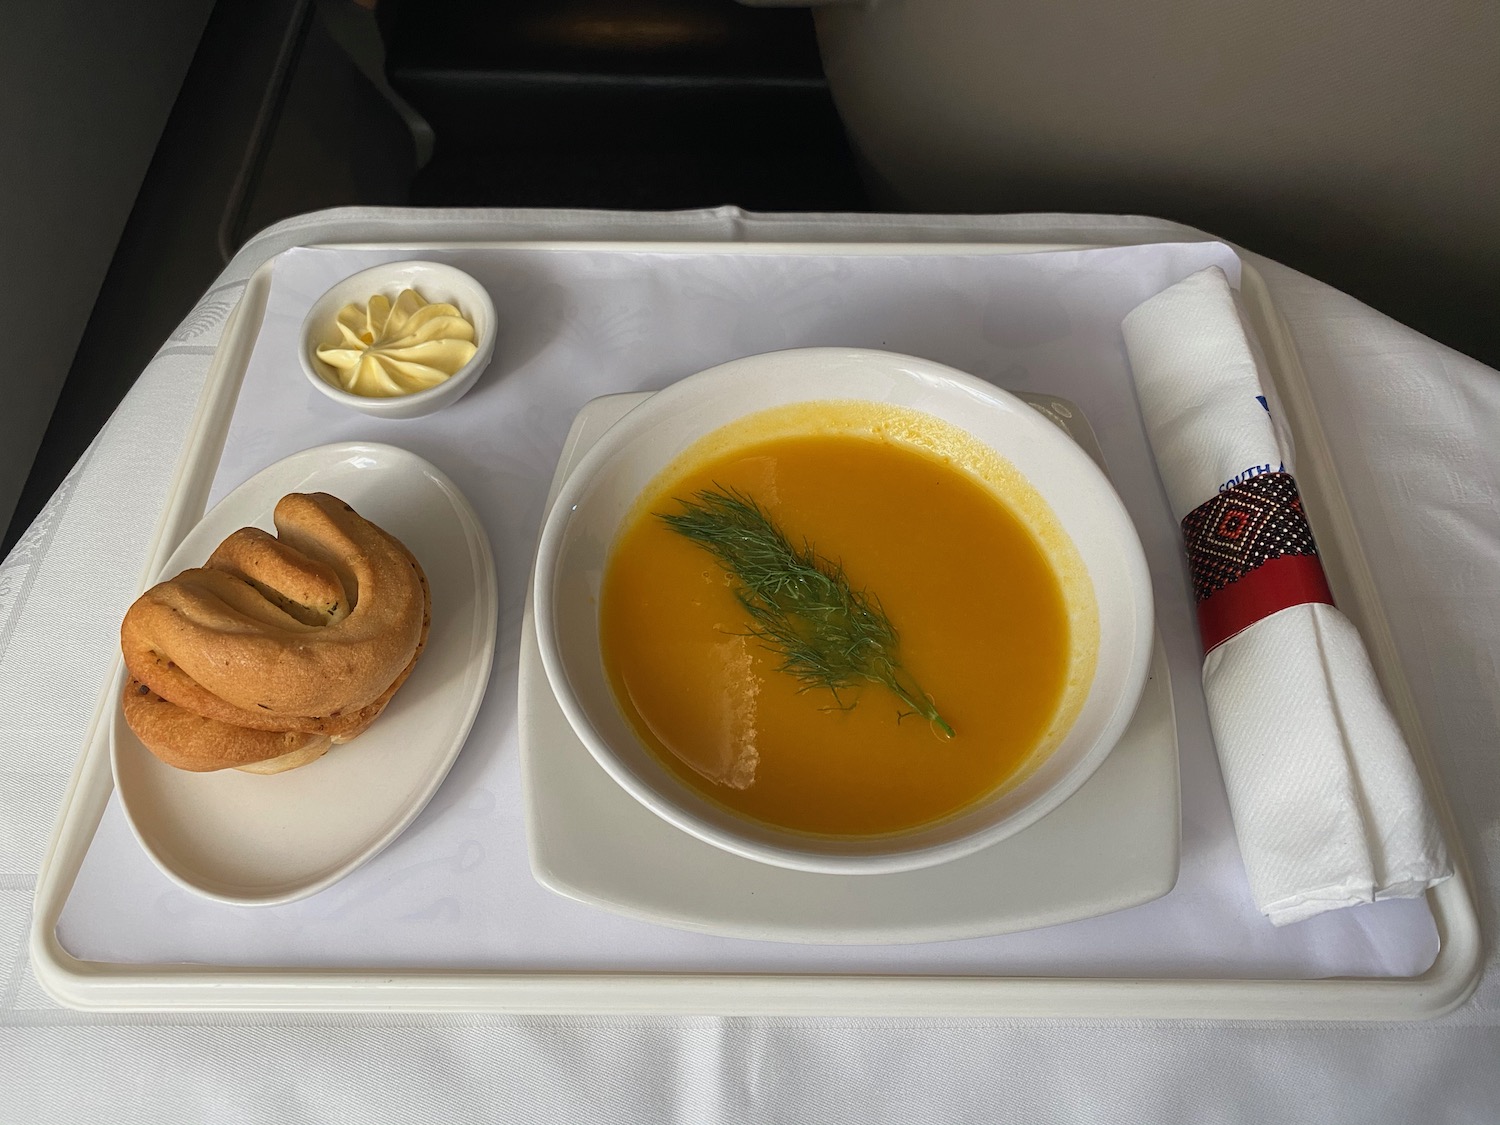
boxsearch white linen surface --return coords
[1123,266,1451,923]
[51,239,1439,979]
[2,208,1497,1125]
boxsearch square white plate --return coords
[518,391,1180,944]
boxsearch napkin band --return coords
[1182,471,1334,652]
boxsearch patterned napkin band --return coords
[1181,470,1335,652]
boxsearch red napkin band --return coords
[1181,471,1334,652]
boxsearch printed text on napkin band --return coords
[1220,461,1286,494]
[1182,471,1334,652]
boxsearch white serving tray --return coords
[27,238,1481,1018]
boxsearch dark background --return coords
[6,0,1495,555]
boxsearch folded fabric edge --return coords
[1264,871,1452,927]
[1264,887,1376,927]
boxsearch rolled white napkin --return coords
[1123,266,1451,925]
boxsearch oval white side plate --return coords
[111,442,497,906]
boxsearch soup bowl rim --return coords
[532,346,1155,875]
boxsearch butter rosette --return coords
[316,288,477,397]
[1123,266,1451,925]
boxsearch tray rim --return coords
[27,237,1482,1018]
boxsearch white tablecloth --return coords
[3,208,1496,1122]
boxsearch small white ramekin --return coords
[299,260,496,420]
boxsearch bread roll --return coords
[123,677,334,772]
[119,493,430,772]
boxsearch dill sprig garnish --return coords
[659,486,955,739]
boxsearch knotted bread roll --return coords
[120,492,430,772]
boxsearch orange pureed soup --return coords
[599,401,1096,838]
